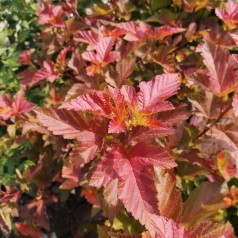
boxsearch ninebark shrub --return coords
[1,0,238,237]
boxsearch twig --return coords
[196,104,232,139]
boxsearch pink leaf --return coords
[232,94,238,117]
[154,168,183,223]
[189,41,238,95]
[60,91,111,117]
[215,0,238,28]
[35,108,88,140]
[189,222,235,238]
[137,73,180,111]
[37,3,64,27]
[33,61,59,84]
[90,143,177,237]
[152,26,186,41]
[17,49,34,65]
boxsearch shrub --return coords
[1,0,238,237]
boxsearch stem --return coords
[196,104,232,139]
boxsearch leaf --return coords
[35,108,88,140]
[22,122,50,135]
[152,26,185,41]
[37,3,64,27]
[33,61,59,84]
[60,89,128,133]
[189,41,238,96]
[232,94,238,117]
[81,187,100,205]
[61,73,180,133]
[82,37,120,75]
[121,73,180,129]
[60,130,102,188]
[151,0,171,11]
[126,127,175,145]
[11,91,35,115]
[104,179,121,224]
[188,91,229,119]
[147,215,189,238]
[216,151,237,181]
[136,73,180,111]
[75,30,99,49]
[112,21,151,42]
[154,168,183,223]
[215,0,238,29]
[60,163,81,190]
[0,94,13,120]
[97,225,111,238]
[229,33,238,45]
[68,133,100,167]
[189,222,235,238]
[108,231,141,238]
[158,103,190,126]
[183,0,210,12]
[17,49,34,65]
[90,143,177,237]
[105,57,136,88]
[0,91,34,120]
[201,121,238,164]
[182,181,226,226]
[15,223,44,238]
[60,91,111,116]
[68,49,84,74]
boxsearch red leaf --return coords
[15,223,44,238]
[56,47,69,66]
[103,179,121,223]
[75,30,99,49]
[61,73,180,132]
[68,132,100,167]
[121,73,180,130]
[0,91,34,120]
[11,91,35,115]
[215,0,238,29]
[19,69,36,87]
[230,33,238,45]
[232,94,238,117]
[189,222,235,238]
[33,61,59,84]
[35,108,88,140]
[105,57,136,88]
[188,41,238,95]
[17,49,34,65]
[59,91,112,116]
[147,215,189,238]
[81,187,100,205]
[82,37,120,75]
[182,181,226,226]
[37,3,64,27]
[0,94,12,120]
[152,26,185,41]
[68,49,84,74]
[20,195,57,232]
[154,168,183,223]
[113,21,151,42]
[60,163,81,189]
[136,73,180,111]
[90,143,177,237]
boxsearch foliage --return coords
[1,0,238,237]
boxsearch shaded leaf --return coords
[154,168,183,222]
[182,181,226,226]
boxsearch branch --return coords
[196,104,232,139]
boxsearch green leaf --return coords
[151,0,171,11]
